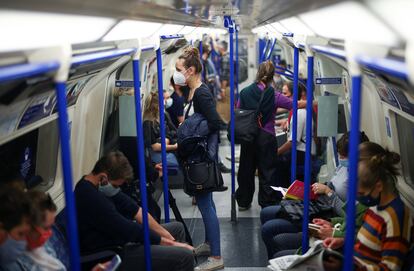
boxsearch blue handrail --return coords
[132,59,152,271]
[265,39,277,61]
[301,55,314,253]
[356,55,408,81]
[55,81,81,271]
[235,25,239,99]
[71,48,136,66]
[160,34,184,40]
[274,65,294,76]
[343,75,362,271]
[260,39,271,63]
[291,47,299,183]
[141,45,155,52]
[311,45,346,60]
[0,61,60,83]
[224,15,237,222]
[156,48,170,222]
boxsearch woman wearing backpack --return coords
[174,46,223,271]
[236,61,306,210]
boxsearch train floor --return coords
[159,133,269,270]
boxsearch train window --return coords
[395,114,414,188]
[0,120,59,191]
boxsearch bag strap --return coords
[184,100,193,119]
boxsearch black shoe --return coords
[238,204,251,211]
[219,162,231,173]
[216,185,228,192]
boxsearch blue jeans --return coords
[150,151,179,168]
[260,205,300,259]
[195,192,221,256]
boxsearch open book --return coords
[267,240,343,271]
[271,180,318,201]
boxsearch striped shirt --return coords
[354,196,413,271]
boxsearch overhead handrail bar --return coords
[53,45,81,271]
[0,61,60,83]
[224,15,237,222]
[160,34,184,40]
[141,45,155,52]
[356,55,408,81]
[311,45,346,60]
[274,65,294,76]
[71,48,136,66]
[132,45,152,271]
[291,46,300,183]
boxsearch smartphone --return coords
[308,223,321,237]
[308,223,322,229]
[106,255,122,271]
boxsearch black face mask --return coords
[180,86,191,100]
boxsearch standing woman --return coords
[236,60,305,210]
[174,46,224,271]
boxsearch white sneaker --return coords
[194,243,211,256]
[195,257,224,271]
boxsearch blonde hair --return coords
[256,60,275,86]
[143,92,159,122]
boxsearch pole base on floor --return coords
[231,193,237,222]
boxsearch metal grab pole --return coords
[260,39,271,63]
[132,58,152,271]
[266,38,277,61]
[301,55,314,253]
[55,82,81,271]
[235,25,239,100]
[156,47,170,223]
[225,16,237,222]
[291,47,299,183]
[343,76,362,271]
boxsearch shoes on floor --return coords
[218,162,231,174]
[238,204,252,211]
[194,242,211,257]
[195,257,224,271]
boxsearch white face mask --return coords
[165,97,173,109]
[173,70,187,86]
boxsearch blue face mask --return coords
[338,158,349,168]
[99,182,120,197]
[0,236,27,265]
[357,188,380,207]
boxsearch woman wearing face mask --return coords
[12,191,66,271]
[174,46,223,271]
[143,92,179,168]
[0,186,31,268]
[236,61,307,210]
[323,142,414,271]
[260,131,369,259]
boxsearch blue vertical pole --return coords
[266,39,277,61]
[225,16,237,222]
[156,48,170,223]
[260,39,270,63]
[258,39,266,64]
[132,58,152,271]
[291,47,299,183]
[55,82,80,271]
[343,76,362,271]
[301,55,314,253]
[235,25,239,100]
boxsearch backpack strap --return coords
[184,100,193,119]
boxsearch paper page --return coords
[271,186,287,196]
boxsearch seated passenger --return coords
[321,142,414,271]
[276,82,314,186]
[74,151,194,271]
[143,92,179,168]
[261,131,369,259]
[0,185,31,268]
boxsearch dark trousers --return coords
[120,222,194,271]
[236,130,279,208]
[274,150,306,188]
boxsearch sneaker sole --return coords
[196,264,224,271]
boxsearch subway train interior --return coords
[0,0,414,271]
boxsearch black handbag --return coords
[183,161,223,195]
[228,90,265,144]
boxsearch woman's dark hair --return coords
[358,142,400,190]
[256,60,275,86]
[178,46,202,74]
[284,81,293,95]
[0,186,31,231]
[92,151,134,182]
[27,191,56,227]
[337,131,369,157]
